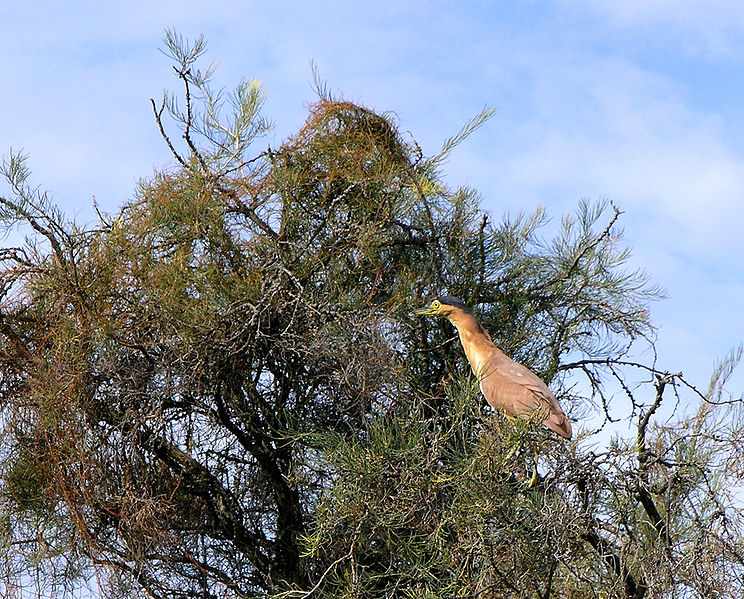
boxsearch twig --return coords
[0,195,66,264]
[151,98,187,167]
[532,202,621,292]
[176,67,211,174]
[403,162,445,285]
[633,375,673,546]
[561,357,740,406]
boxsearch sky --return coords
[1,1,743,428]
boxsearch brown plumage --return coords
[412,296,572,439]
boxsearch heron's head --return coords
[411,296,471,319]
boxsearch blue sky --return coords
[2,1,743,423]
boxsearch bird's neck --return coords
[447,311,495,372]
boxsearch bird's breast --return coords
[461,340,496,379]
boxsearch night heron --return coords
[412,296,572,439]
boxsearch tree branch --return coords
[635,374,672,546]
[531,202,621,293]
[150,98,188,168]
[581,527,647,599]
[135,423,273,576]
[176,67,211,174]
[0,195,66,264]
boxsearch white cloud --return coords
[464,54,744,262]
[554,0,744,55]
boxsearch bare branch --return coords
[150,97,188,167]
[0,195,66,264]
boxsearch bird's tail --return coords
[545,411,572,439]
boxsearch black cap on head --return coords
[438,295,472,313]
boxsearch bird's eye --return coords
[431,300,441,309]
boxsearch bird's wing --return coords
[477,353,572,439]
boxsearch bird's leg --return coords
[499,413,525,463]
[526,435,552,488]
[498,416,539,486]
[502,438,519,463]
[527,448,540,488]
[497,417,556,487]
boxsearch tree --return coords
[1,33,742,599]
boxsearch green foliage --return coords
[291,383,584,599]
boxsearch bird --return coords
[412,296,572,439]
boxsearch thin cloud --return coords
[553,0,744,55]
